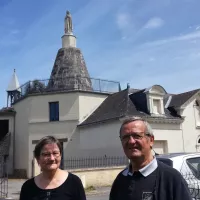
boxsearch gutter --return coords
[77,116,124,127]
[13,113,16,173]
[180,122,185,152]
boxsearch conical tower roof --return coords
[7,69,21,92]
[49,11,92,91]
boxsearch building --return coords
[0,11,200,178]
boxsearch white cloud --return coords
[144,17,164,29]
[116,12,136,40]
[149,57,155,62]
[188,52,200,59]
[191,40,197,44]
[116,13,130,30]
[94,24,200,93]
[196,25,200,30]
[141,30,200,48]
[75,0,118,33]
[10,29,20,34]
[178,30,200,40]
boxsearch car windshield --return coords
[186,157,200,179]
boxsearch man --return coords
[109,117,192,200]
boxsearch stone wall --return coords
[68,166,125,188]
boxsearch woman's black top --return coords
[19,173,86,200]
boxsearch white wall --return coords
[14,91,107,178]
[151,123,183,153]
[65,120,124,158]
[63,129,80,159]
[79,93,107,122]
[13,98,29,175]
[14,92,80,177]
[65,120,183,158]
[13,90,188,178]
[27,93,80,177]
[28,93,79,123]
[181,99,200,152]
[79,121,123,156]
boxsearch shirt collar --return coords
[122,157,158,177]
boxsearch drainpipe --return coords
[13,113,16,175]
[193,104,200,152]
[181,122,185,152]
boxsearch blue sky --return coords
[1,0,200,107]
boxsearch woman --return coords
[19,136,86,200]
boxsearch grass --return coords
[85,185,96,192]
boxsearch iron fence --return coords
[13,77,121,103]
[0,156,8,198]
[64,156,129,170]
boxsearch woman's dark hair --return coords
[34,136,62,159]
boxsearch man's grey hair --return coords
[119,116,154,137]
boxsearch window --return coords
[196,136,200,152]
[153,99,161,114]
[186,157,200,179]
[194,101,200,127]
[49,102,59,121]
[0,120,9,141]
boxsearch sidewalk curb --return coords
[86,189,110,196]
[0,198,16,200]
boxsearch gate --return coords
[0,132,10,198]
[0,156,8,198]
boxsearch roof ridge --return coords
[175,88,199,96]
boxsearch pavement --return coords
[7,179,25,199]
[4,179,111,200]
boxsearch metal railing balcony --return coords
[13,76,121,103]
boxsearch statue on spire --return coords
[65,10,73,34]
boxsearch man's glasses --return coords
[40,151,60,158]
[120,132,150,143]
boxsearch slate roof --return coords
[0,107,15,115]
[169,89,199,108]
[79,89,130,126]
[79,87,187,127]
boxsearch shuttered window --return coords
[49,102,59,121]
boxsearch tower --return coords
[49,10,92,91]
[6,69,21,107]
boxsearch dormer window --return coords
[145,85,166,116]
[153,99,162,114]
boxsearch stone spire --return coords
[49,11,92,91]
[7,69,21,107]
